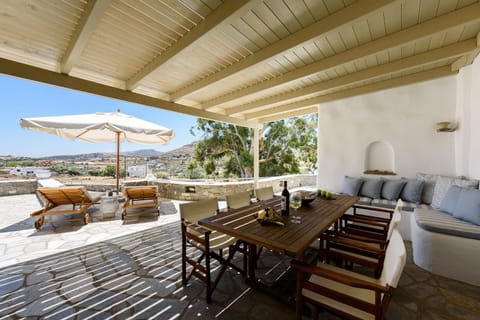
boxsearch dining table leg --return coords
[247,243,257,281]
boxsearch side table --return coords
[100,195,119,218]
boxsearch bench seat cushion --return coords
[371,198,397,209]
[414,208,480,240]
[363,199,430,212]
[402,202,430,212]
[356,197,372,205]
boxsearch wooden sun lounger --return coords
[122,186,160,219]
[31,187,101,230]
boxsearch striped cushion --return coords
[356,197,372,205]
[371,198,397,209]
[414,208,480,240]
[402,202,431,212]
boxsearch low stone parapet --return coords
[0,179,37,196]
[123,174,316,201]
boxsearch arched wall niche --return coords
[364,141,396,175]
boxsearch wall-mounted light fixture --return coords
[436,121,456,132]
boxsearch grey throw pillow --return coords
[400,179,425,204]
[340,176,363,196]
[416,172,437,205]
[431,176,479,209]
[359,179,384,199]
[439,185,462,215]
[453,189,480,225]
[381,179,406,200]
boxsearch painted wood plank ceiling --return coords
[1,0,479,127]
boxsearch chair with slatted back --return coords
[180,198,246,303]
[255,186,275,201]
[321,201,403,278]
[225,190,252,209]
[292,229,406,320]
[31,186,101,230]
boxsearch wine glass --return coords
[290,192,302,223]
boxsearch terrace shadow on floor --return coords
[0,221,479,319]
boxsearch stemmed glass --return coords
[290,192,302,224]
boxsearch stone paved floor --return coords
[1,194,480,319]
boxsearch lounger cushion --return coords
[340,177,363,196]
[439,186,462,215]
[400,179,424,204]
[359,179,383,199]
[381,179,406,200]
[453,189,480,226]
[415,208,480,240]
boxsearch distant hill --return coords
[39,142,196,161]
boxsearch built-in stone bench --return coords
[341,173,480,286]
[411,208,480,286]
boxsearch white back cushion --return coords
[226,191,251,209]
[380,229,406,288]
[255,186,274,201]
[180,198,218,223]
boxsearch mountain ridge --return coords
[37,142,196,160]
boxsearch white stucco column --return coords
[316,105,321,189]
[253,125,261,188]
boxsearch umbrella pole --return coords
[116,131,120,193]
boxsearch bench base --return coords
[411,217,480,286]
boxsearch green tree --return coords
[190,115,317,178]
[102,165,116,177]
[204,160,216,177]
[183,161,203,179]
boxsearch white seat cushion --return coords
[303,263,379,320]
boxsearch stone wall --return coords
[124,174,316,200]
[0,179,37,196]
[0,175,316,200]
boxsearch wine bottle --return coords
[281,181,290,216]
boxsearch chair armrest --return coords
[327,231,388,246]
[344,215,389,225]
[353,204,394,214]
[324,231,387,247]
[182,220,211,235]
[291,260,387,292]
[324,234,385,255]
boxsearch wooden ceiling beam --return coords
[451,32,480,71]
[256,107,318,124]
[204,2,480,111]
[171,0,397,101]
[249,66,457,122]
[126,0,255,90]
[60,0,111,74]
[227,39,477,116]
[1,58,257,128]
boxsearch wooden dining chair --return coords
[340,202,399,241]
[291,229,406,320]
[180,198,246,303]
[255,186,275,201]
[320,202,402,278]
[226,190,252,209]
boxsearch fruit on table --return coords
[256,207,284,226]
[317,189,334,199]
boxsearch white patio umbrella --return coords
[20,110,174,191]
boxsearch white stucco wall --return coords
[317,76,458,192]
[456,55,480,179]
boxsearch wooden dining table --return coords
[198,194,358,281]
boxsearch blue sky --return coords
[1,75,198,157]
